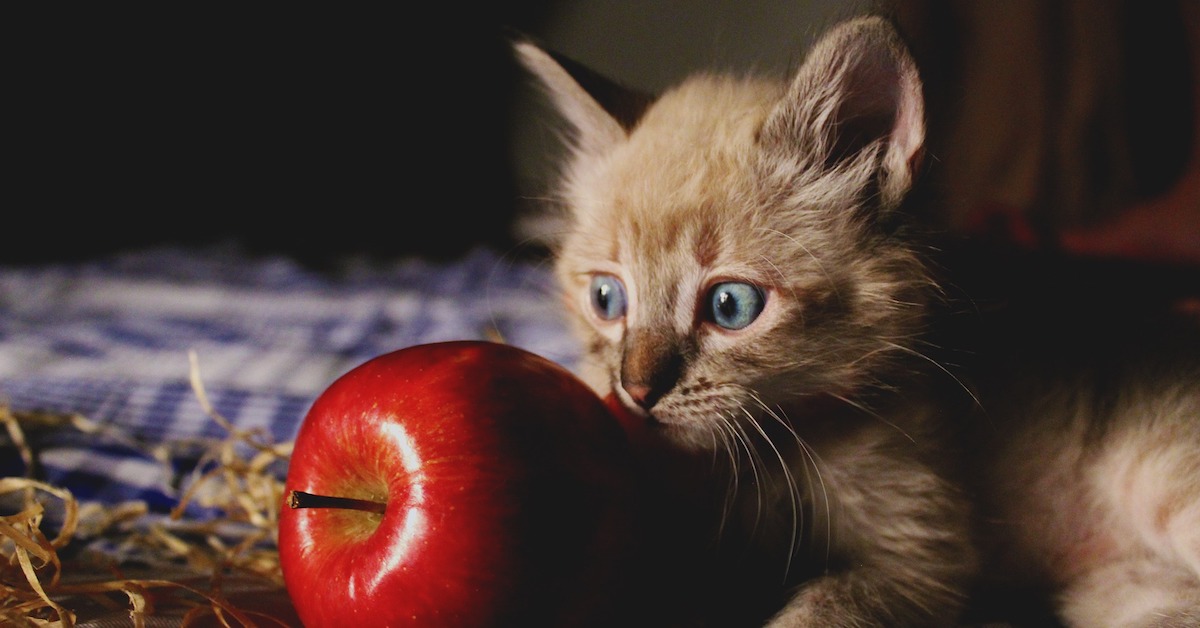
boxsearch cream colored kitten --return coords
[517,15,1200,628]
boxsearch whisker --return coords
[880,339,986,413]
[742,397,802,582]
[764,402,834,569]
[756,228,842,303]
[725,412,767,537]
[827,391,917,444]
[711,418,742,538]
[796,436,832,568]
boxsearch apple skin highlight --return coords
[278,341,640,628]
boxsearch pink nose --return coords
[624,383,652,409]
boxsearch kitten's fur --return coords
[516,15,1200,627]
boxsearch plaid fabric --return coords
[0,243,578,516]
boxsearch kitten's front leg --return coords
[767,449,975,627]
[769,568,962,627]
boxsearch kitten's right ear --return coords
[512,36,653,158]
[761,16,925,213]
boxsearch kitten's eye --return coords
[707,282,765,330]
[589,274,627,321]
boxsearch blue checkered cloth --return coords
[0,243,578,517]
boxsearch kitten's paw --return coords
[765,574,966,628]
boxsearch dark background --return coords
[8,2,1198,271]
[9,4,560,266]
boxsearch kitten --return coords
[515,14,1200,628]
[516,16,974,626]
[957,296,1200,628]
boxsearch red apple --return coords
[278,340,640,627]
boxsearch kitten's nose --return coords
[621,327,683,411]
[623,383,654,409]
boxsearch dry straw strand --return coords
[1,350,299,626]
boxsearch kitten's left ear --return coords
[761,16,925,211]
[512,35,654,159]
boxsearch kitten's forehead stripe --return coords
[693,214,721,269]
[608,218,622,264]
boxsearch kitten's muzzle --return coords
[620,328,684,412]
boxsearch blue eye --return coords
[707,282,765,330]
[589,274,627,321]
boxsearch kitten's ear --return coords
[761,16,925,211]
[512,36,654,157]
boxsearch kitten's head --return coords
[517,17,931,450]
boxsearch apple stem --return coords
[288,490,387,514]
